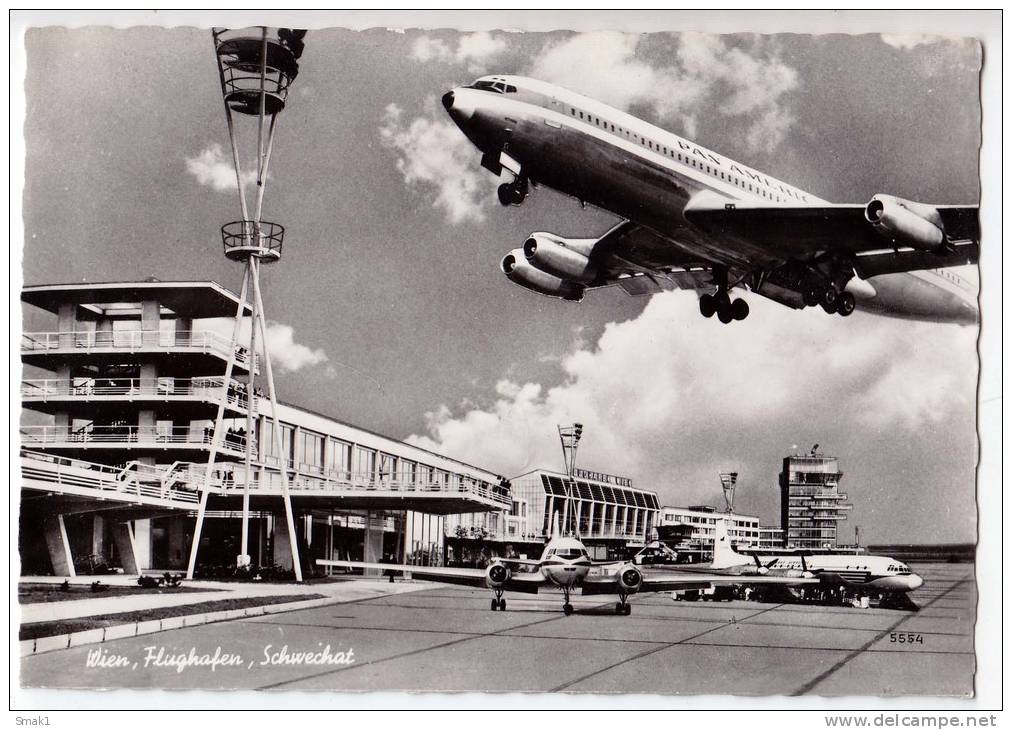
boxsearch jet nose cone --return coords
[907,573,924,591]
[442,88,477,126]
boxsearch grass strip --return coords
[20,593,326,641]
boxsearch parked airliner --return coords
[442,76,979,324]
[317,531,814,616]
[681,520,925,595]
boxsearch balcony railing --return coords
[20,425,254,455]
[228,470,511,507]
[21,377,255,412]
[21,330,256,369]
[20,450,201,505]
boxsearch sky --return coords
[18,25,983,544]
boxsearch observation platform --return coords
[214,28,305,116]
[20,451,512,517]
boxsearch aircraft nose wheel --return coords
[699,293,717,318]
[563,603,574,616]
[491,593,506,611]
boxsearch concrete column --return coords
[58,302,76,348]
[630,509,640,540]
[91,515,105,558]
[141,299,160,346]
[139,362,157,389]
[273,511,294,570]
[611,504,618,536]
[112,522,139,574]
[95,317,113,347]
[587,501,596,538]
[363,510,384,576]
[137,409,156,441]
[174,316,192,346]
[43,515,75,577]
[133,519,151,570]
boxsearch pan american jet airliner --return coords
[441,76,979,324]
[317,529,815,616]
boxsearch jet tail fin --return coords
[710,518,746,569]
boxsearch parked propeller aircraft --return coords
[442,75,979,324]
[665,520,925,596]
[316,530,816,616]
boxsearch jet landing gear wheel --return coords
[699,293,717,318]
[491,592,506,611]
[715,292,733,323]
[563,603,574,616]
[835,291,856,317]
[615,601,632,615]
[490,598,498,611]
[731,298,749,321]
[497,178,528,206]
[498,598,507,611]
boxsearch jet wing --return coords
[682,199,979,270]
[585,220,714,296]
[315,558,545,594]
[580,570,818,596]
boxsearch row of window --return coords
[258,419,491,489]
[566,105,806,203]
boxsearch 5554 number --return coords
[889,632,924,644]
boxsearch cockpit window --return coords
[467,80,517,94]
[555,548,588,560]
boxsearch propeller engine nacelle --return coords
[523,233,598,284]
[865,194,946,252]
[501,248,584,301]
[485,562,511,589]
[615,563,643,595]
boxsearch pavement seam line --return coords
[256,610,576,690]
[549,601,788,692]
[789,576,972,696]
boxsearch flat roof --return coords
[22,281,253,319]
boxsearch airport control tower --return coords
[779,447,853,549]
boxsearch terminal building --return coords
[19,281,510,577]
[444,468,660,561]
[655,505,782,560]
[779,450,853,549]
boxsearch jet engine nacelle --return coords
[485,562,511,589]
[523,233,598,284]
[865,194,946,252]
[615,563,643,595]
[501,248,585,301]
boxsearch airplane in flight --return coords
[316,529,815,616]
[670,520,925,596]
[441,75,979,324]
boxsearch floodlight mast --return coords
[557,423,583,537]
[186,27,307,582]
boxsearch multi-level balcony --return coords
[21,330,256,374]
[21,376,255,419]
[20,424,255,461]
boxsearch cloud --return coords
[406,290,977,536]
[379,102,499,224]
[528,32,799,153]
[196,318,328,374]
[411,32,507,71]
[185,143,257,193]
